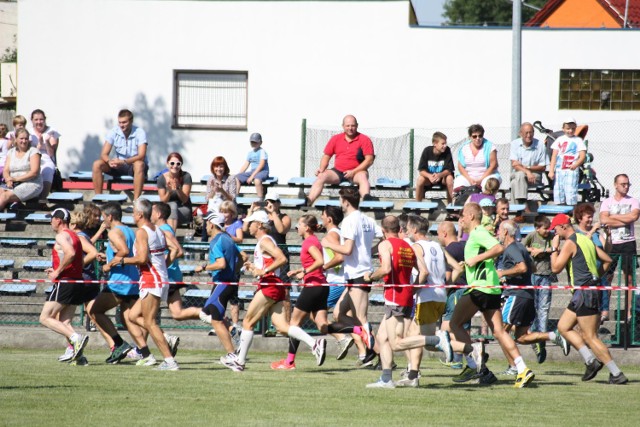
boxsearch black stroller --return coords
[533,120,609,203]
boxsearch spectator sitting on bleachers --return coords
[415,131,455,204]
[206,156,237,211]
[0,123,9,182]
[509,122,547,206]
[92,109,148,200]
[156,152,192,231]
[234,132,270,199]
[30,109,60,199]
[0,128,43,210]
[306,115,374,206]
[453,124,501,191]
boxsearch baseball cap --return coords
[479,198,495,208]
[204,211,225,228]
[264,190,280,202]
[48,207,71,222]
[548,213,571,230]
[563,117,577,125]
[249,133,262,143]
[243,210,269,224]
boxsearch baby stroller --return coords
[533,120,608,203]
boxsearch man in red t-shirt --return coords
[306,115,375,205]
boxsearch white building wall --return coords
[16,0,640,182]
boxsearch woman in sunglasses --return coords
[453,124,501,191]
[157,152,192,230]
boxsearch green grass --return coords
[0,348,638,426]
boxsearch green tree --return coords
[443,0,548,26]
[1,35,17,62]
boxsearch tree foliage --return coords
[443,0,548,26]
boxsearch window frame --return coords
[559,69,640,111]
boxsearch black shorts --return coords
[47,282,84,305]
[501,295,536,327]
[101,287,139,303]
[347,276,372,293]
[384,304,413,319]
[611,241,637,275]
[331,168,350,183]
[168,284,186,297]
[466,289,502,312]
[567,289,600,317]
[295,286,330,313]
[81,284,101,304]
[203,284,238,321]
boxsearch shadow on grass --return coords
[0,385,75,390]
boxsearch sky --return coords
[411,0,446,26]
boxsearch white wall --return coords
[0,1,17,59]
[16,0,640,182]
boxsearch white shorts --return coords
[40,155,56,183]
[139,285,169,303]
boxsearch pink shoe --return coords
[270,359,296,370]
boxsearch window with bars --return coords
[172,70,248,129]
[559,69,640,110]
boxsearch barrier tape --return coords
[0,277,636,291]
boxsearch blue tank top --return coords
[106,225,139,295]
[160,223,183,282]
[77,231,97,280]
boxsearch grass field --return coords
[0,348,637,426]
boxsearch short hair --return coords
[432,131,447,143]
[407,214,429,235]
[134,198,152,220]
[101,202,122,221]
[500,220,518,237]
[495,197,509,207]
[397,213,409,233]
[573,202,595,222]
[323,205,343,226]
[153,202,171,220]
[468,124,485,136]
[484,178,500,195]
[381,215,400,234]
[30,109,46,120]
[0,123,8,138]
[533,215,551,229]
[614,173,629,184]
[70,211,89,230]
[118,109,134,120]
[210,156,230,176]
[438,220,456,236]
[12,115,27,127]
[339,187,360,209]
[166,152,183,164]
[464,202,482,221]
[219,200,237,218]
[300,214,319,232]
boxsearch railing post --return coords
[300,118,307,177]
[408,129,414,199]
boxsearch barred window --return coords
[172,70,248,129]
[559,69,640,111]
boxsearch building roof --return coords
[526,0,640,28]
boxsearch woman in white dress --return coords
[0,128,43,210]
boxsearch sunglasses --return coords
[471,134,483,139]
[169,161,182,167]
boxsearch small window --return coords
[559,69,640,110]
[173,70,248,129]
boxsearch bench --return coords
[92,194,128,203]
[122,216,135,225]
[25,213,52,223]
[23,260,52,270]
[538,205,574,215]
[287,176,357,190]
[47,192,83,203]
[375,178,410,190]
[0,213,17,222]
[0,239,37,247]
[201,175,278,187]
[183,288,255,302]
[0,284,37,295]
[237,244,302,255]
[445,203,526,213]
[314,199,394,212]
[402,201,438,213]
[235,196,306,208]
[0,260,15,269]
[179,265,196,276]
[520,224,535,236]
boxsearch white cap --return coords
[563,117,577,125]
[204,211,225,228]
[264,190,280,202]
[243,210,269,224]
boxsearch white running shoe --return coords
[199,310,212,324]
[164,334,180,357]
[435,330,453,363]
[136,354,157,366]
[312,338,327,366]
[156,360,180,371]
[126,349,143,360]
[365,378,395,389]
[470,342,485,373]
[220,352,245,372]
[58,346,74,362]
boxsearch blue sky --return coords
[412,0,446,26]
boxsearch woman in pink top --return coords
[453,124,501,190]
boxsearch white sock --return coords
[287,325,315,348]
[578,346,596,364]
[548,331,557,341]
[606,360,621,376]
[164,357,175,364]
[238,329,254,364]
[70,333,80,343]
[363,322,371,333]
[514,356,527,374]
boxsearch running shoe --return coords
[435,330,453,363]
[365,378,395,389]
[270,359,296,370]
[476,368,498,385]
[514,368,535,388]
[452,366,482,383]
[336,337,355,361]
[69,356,89,366]
[400,369,422,379]
[230,327,241,349]
[106,341,133,364]
[165,334,180,358]
[58,346,74,362]
[356,349,377,368]
[71,334,89,361]
[554,329,570,356]
[582,359,603,381]
[156,360,180,371]
[394,377,419,388]
[358,326,374,350]
[136,354,157,366]
[220,353,245,372]
[609,372,629,385]
[532,342,547,364]
[199,310,212,324]
[498,366,518,376]
[312,338,327,366]
[470,342,484,373]
[126,348,143,361]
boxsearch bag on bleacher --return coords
[453,185,481,207]
[51,168,63,192]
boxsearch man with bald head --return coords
[306,115,375,206]
[509,122,547,205]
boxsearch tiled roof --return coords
[526,0,640,28]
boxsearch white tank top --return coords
[412,240,447,303]
[323,228,346,285]
[136,225,169,289]
[254,235,280,278]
